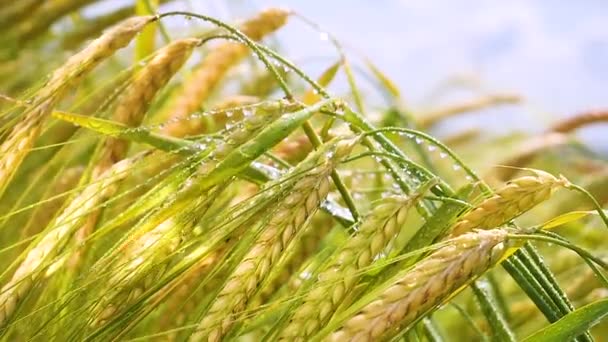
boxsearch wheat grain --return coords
[278,184,431,341]
[251,213,334,307]
[0,154,143,329]
[327,229,510,342]
[189,137,357,342]
[450,170,569,237]
[159,8,290,137]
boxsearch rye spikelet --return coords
[0,16,154,197]
[0,154,143,329]
[189,137,358,342]
[278,183,433,341]
[450,170,569,237]
[159,8,290,137]
[328,229,510,342]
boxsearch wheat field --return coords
[0,1,607,341]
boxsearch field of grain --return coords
[0,1,607,341]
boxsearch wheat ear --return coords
[0,16,154,198]
[251,213,334,307]
[189,137,357,342]
[159,8,290,137]
[450,170,569,237]
[278,185,431,341]
[66,38,201,268]
[0,154,143,329]
[13,0,104,42]
[328,229,510,342]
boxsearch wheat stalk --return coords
[159,8,290,137]
[189,137,357,342]
[327,229,510,342]
[0,153,144,329]
[450,170,569,237]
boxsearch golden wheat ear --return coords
[327,229,510,341]
[449,170,569,237]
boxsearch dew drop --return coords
[243,109,253,117]
[452,164,461,171]
[427,145,437,152]
[225,111,233,118]
[439,152,448,159]
[465,175,473,181]
[415,137,423,145]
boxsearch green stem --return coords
[471,281,516,342]
[568,183,608,229]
